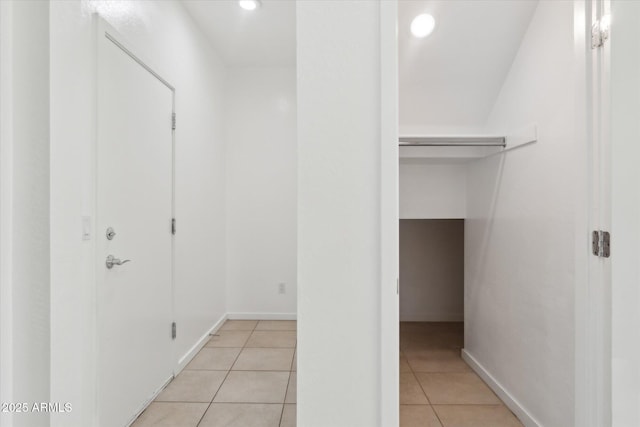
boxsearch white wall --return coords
[399,162,466,219]
[1,2,51,426]
[297,1,384,425]
[49,2,227,426]
[400,220,464,322]
[464,2,579,426]
[611,0,640,424]
[225,67,297,319]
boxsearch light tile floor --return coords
[132,320,296,427]
[400,322,524,427]
[132,320,521,427]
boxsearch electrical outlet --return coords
[278,283,286,294]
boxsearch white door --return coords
[610,1,640,425]
[96,23,175,427]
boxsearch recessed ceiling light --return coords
[239,0,261,11]
[411,14,436,38]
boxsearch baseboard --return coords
[461,349,542,427]
[175,312,295,371]
[126,312,296,426]
[127,314,229,427]
[125,375,173,427]
[227,312,297,320]
[400,313,463,322]
[176,314,228,371]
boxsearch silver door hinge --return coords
[172,322,177,339]
[172,112,176,130]
[172,218,176,235]
[591,16,610,49]
[592,230,611,258]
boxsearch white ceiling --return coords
[181,0,295,67]
[399,0,539,132]
[182,0,537,129]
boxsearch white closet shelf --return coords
[399,136,506,146]
[398,125,538,162]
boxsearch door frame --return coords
[379,1,399,427]
[379,1,612,426]
[575,0,613,425]
[0,2,14,425]
[604,0,640,425]
[94,17,177,425]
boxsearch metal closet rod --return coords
[399,136,506,147]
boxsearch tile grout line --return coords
[400,322,520,426]
[259,321,294,427]
[278,369,293,427]
[402,328,447,427]
[405,349,432,406]
[194,320,258,427]
[131,321,295,426]
[153,320,295,427]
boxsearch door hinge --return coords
[172,322,177,339]
[171,112,176,130]
[591,15,610,49]
[592,230,611,258]
[172,218,176,235]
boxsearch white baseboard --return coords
[174,312,295,372]
[125,375,173,427]
[400,313,463,322]
[227,312,297,321]
[126,315,228,426]
[129,315,229,425]
[176,314,228,371]
[461,349,542,427]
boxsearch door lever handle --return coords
[106,255,131,269]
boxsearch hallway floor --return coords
[132,320,296,427]
[400,322,523,427]
[131,320,521,426]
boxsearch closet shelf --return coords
[399,126,538,162]
[399,136,505,162]
[399,136,506,147]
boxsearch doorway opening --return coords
[400,220,464,325]
[400,220,464,327]
[398,219,468,417]
[394,1,580,426]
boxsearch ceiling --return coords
[399,0,539,133]
[181,0,295,67]
[182,0,538,129]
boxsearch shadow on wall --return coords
[399,219,465,323]
[464,153,506,328]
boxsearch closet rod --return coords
[399,136,506,147]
